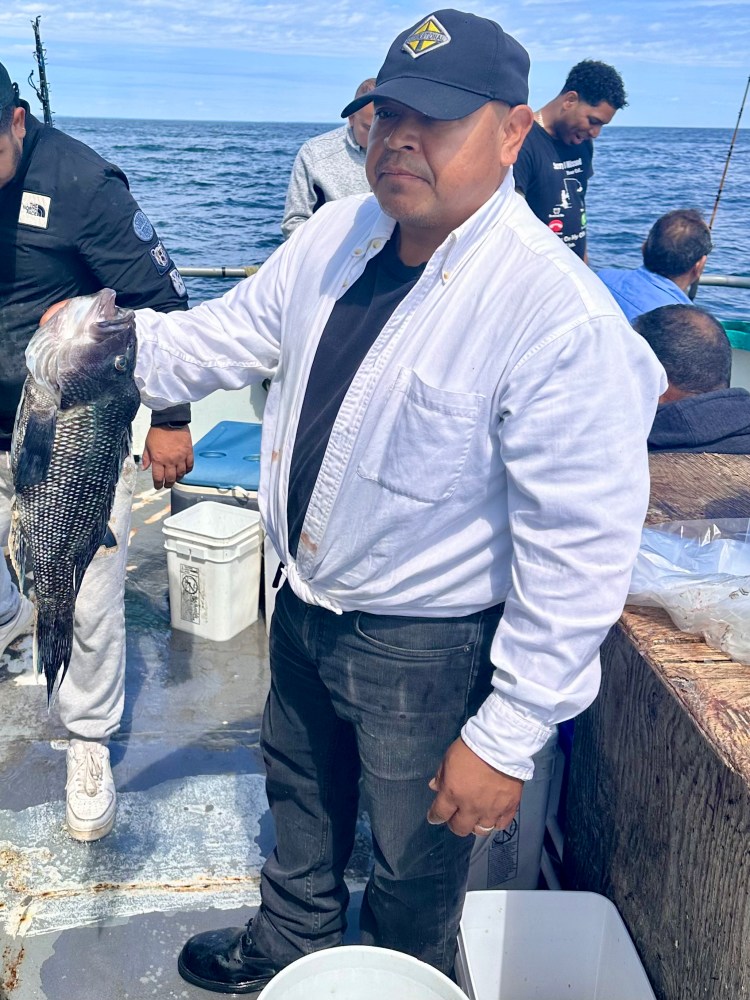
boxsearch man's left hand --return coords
[427,737,523,837]
[142,425,194,489]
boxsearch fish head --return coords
[25,289,137,406]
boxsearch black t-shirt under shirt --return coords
[286,233,425,558]
[513,121,594,259]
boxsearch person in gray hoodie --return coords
[634,304,750,454]
[281,78,375,238]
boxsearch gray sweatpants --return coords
[0,452,137,739]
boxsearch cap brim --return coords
[341,78,490,121]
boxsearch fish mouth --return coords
[25,289,135,399]
[90,294,135,344]
[89,287,117,324]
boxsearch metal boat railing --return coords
[178,267,750,289]
[698,275,750,289]
[179,266,258,279]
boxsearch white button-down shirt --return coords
[135,169,665,779]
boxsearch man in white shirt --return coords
[135,8,664,995]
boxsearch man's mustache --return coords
[372,153,431,183]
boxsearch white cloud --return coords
[2,0,748,123]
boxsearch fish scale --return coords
[10,289,141,700]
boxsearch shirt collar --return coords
[354,168,516,281]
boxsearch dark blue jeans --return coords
[250,582,503,975]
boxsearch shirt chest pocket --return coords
[356,368,482,503]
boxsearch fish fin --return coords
[13,405,58,487]
[8,508,28,591]
[101,526,118,549]
[70,466,123,596]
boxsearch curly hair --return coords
[562,60,627,109]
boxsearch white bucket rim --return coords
[257,944,467,1000]
[163,500,261,545]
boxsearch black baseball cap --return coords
[0,62,18,110]
[341,9,529,121]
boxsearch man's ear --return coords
[12,105,26,139]
[690,254,708,282]
[560,90,579,110]
[499,104,534,166]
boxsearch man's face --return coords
[0,106,25,189]
[349,104,374,149]
[554,97,617,145]
[366,98,531,251]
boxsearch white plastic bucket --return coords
[456,890,656,1000]
[163,501,262,641]
[257,945,467,1000]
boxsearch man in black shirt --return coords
[0,63,193,841]
[514,59,627,262]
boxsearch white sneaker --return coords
[0,595,35,658]
[65,740,117,842]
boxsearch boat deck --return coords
[0,468,368,999]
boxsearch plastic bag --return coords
[627,518,750,664]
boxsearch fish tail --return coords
[35,612,74,705]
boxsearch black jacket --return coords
[0,113,189,439]
[648,387,750,454]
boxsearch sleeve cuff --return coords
[149,403,191,427]
[461,691,554,781]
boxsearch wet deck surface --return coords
[0,469,368,999]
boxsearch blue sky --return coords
[2,1,749,126]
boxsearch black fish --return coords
[10,289,140,699]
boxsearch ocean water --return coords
[58,117,750,319]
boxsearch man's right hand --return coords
[426,737,523,837]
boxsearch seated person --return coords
[599,210,712,322]
[634,304,750,454]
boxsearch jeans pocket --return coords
[357,368,482,503]
[354,611,479,659]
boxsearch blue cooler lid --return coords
[181,421,262,490]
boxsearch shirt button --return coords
[372,240,382,249]
[353,248,363,256]
[443,271,450,280]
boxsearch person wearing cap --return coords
[281,78,376,239]
[133,9,663,994]
[514,60,627,262]
[0,63,194,842]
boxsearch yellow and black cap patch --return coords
[402,16,451,59]
[341,8,529,122]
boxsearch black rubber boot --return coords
[177,924,282,995]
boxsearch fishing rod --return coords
[688,74,749,300]
[28,15,53,126]
[709,74,750,230]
